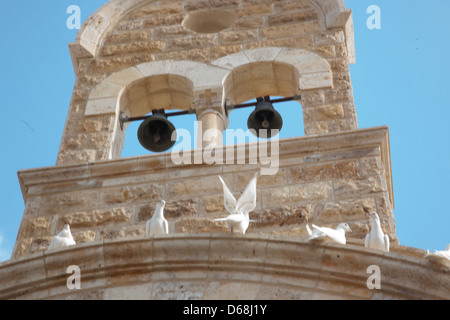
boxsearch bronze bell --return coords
[247,97,283,138]
[137,111,177,152]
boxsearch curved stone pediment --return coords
[0,234,448,300]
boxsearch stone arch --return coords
[215,47,332,106]
[69,0,354,72]
[85,60,230,117]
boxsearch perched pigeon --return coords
[425,244,450,264]
[365,212,390,252]
[306,223,352,245]
[48,224,76,250]
[213,173,257,235]
[146,200,169,236]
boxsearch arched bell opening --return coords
[121,110,198,157]
[223,61,305,143]
[115,74,196,157]
[225,97,304,146]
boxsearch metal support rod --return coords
[119,94,301,130]
[226,94,301,111]
[119,108,196,130]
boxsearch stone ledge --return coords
[0,234,448,300]
[18,126,393,205]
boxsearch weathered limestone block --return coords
[325,87,352,104]
[156,48,210,62]
[61,207,133,228]
[210,45,243,60]
[101,185,164,205]
[184,0,215,11]
[252,205,311,228]
[11,238,33,259]
[30,237,52,254]
[165,200,198,218]
[302,90,326,106]
[333,176,385,199]
[168,176,231,199]
[175,218,228,233]
[304,121,327,135]
[261,22,322,39]
[56,149,98,164]
[142,13,185,29]
[73,230,96,244]
[106,30,153,44]
[23,196,40,217]
[314,198,376,224]
[314,31,345,46]
[267,9,318,27]
[39,190,100,216]
[261,182,333,207]
[288,160,360,183]
[233,16,264,30]
[236,3,273,18]
[79,118,103,132]
[360,157,383,176]
[316,104,345,120]
[99,225,145,240]
[101,41,165,57]
[18,216,55,239]
[128,2,183,19]
[219,30,259,45]
[91,53,156,74]
[137,200,197,222]
[166,34,217,51]
[261,35,315,50]
[312,45,337,58]
[203,194,225,214]
[273,1,312,12]
[236,170,287,188]
[154,25,190,39]
[330,58,349,73]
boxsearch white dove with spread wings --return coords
[213,173,258,235]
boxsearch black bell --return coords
[137,111,177,152]
[247,98,283,138]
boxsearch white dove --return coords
[365,212,390,252]
[213,173,257,235]
[146,200,169,236]
[306,223,352,245]
[48,224,76,250]
[425,244,450,264]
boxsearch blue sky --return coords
[0,0,449,262]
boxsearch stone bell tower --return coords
[1,0,448,300]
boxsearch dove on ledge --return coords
[306,223,352,245]
[146,200,169,236]
[48,224,76,250]
[365,212,390,252]
[425,244,450,264]
[213,173,257,235]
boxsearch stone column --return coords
[196,109,225,149]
